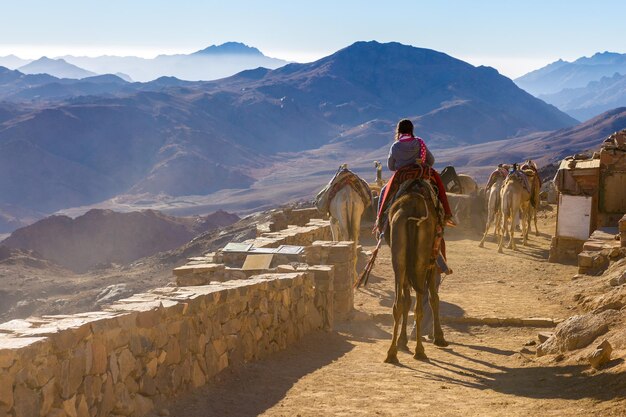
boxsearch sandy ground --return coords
[157,211,626,417]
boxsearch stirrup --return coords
[445,217,457,228]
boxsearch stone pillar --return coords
[305,241,356,321]
[307,266,334,330]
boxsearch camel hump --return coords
[316,168,372,214]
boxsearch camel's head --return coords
[523,160,538,171]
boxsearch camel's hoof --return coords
[535,232,540,237]
[434,338,449,347]
[398,343,410,352]
[413,351,428,361]
[384,354,400,364]
[497,248,503,254]
[478,242,484,248]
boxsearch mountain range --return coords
[515,51,626,95]
[0,41,581,231]
[1,209,239,272]
[537,72,626,121]
[436,107,626,173]
[0,65,197,102]
[0,42,288,82]
[18,57,98,79]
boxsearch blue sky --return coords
[1,0,624,77]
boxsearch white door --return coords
[557,194,592,240]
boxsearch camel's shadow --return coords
[391,342,626,401]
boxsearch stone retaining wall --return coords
[305,241,356,321]
[258,208,327,234]
[174,216,356,321]
[0,273,331,417]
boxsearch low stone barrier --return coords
[173,217,356,322]
[305,241,356,321]
[252,219,332,249]
[258,208,327,234]
[0,273,330,417]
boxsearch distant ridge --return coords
[192,42,263,56]
[437,107,626,172]
[0,54,31,69]
[2,209,240,272]
[0,41,578,218]
[539,73,626,121]
[18,57,97,79]
[516,51,626,95]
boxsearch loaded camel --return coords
[521,160,542,236]
[384,178,448,364]
[478,168,507,247]
[316,164,372,243]
[498,166,531,253]
[457,174,479,194]
[478,164,510,247]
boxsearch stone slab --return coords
[242,254,274,271]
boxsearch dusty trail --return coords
[160,214,626,417]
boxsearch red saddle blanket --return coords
[376,165,448,260]
[315,168,372,215]
[377,164,434,220]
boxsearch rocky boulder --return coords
[536,311,615,356]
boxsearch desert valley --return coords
[1,3,626,415]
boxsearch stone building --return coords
[549,130,626,264]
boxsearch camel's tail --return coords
[405,195,430,294]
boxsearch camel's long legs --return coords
[397,284,411,351]
[498,207,508,253]
[413,289,426,360]
[385,280,403,364]
[428,268,448,347]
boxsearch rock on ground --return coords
[537,311,615,356]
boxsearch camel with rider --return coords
[384,179,448,364]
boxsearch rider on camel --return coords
[386,119,456,227]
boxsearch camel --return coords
[321,165,371,242]
[457,174,479,194]
[521,160,541,236]
[498,172,531,253]
[384,180,447,364]
[478,174,505,247]
[368,161,384,198]
[329,184,367,242]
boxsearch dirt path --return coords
[159,213,626,416]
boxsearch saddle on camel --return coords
[315,165,372,216]
[486,164,509,189]
[356,119,453,287]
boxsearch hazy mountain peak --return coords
[575,51,625,65]
[18,56,97,79]
[516,51,626,95]
[192,42,263,56]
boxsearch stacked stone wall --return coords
[257,208,328,235]
[0,273,330,417]
[305,241,356,320]
[174,214,356,322]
